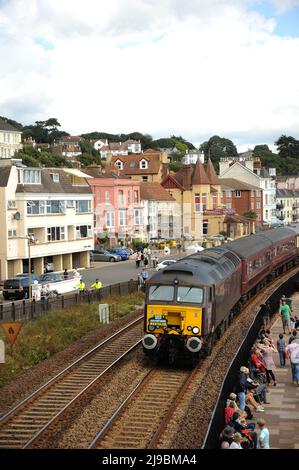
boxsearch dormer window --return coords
[50,173,59,182]
[140,159,148,169]
[115,160,123,170]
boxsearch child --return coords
[290,317,296,331]
[277,333,286,367]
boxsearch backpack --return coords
[290,349,299,364]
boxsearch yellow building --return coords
[105,149,168,183]
[162,159,224,241]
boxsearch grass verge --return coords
[0,291,144,387]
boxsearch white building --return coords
[140,182,181,241]
[219,156,276,225]
[0,118,22,159]
[182,150,204,165]
[0,164,94,279]
[94,139,142,158]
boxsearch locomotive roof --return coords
[226,226,296,259]
[148,247,241,286]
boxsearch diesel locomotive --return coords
[142,225,299,364]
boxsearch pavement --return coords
[262,291,299,449]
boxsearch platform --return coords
[263,292,299,449]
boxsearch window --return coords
[226,202,232,209]
[265,194,269,205]
[226,190,232,198]
[202,193,207,211]
[177,287,203,304]
[106,211,115,228]
[212,194,217,209]
[128,191,131,205]
[134,190,138,204]
[235,190,241,198]
[27,200,46,215]
[76,200,91,213]
[203,221,208,235]
[118,190,125,206]
[142,176,148,182]
[50,173,59,182]
[76,225,92,239]
[195,193,200,212]
[47,200,64,214]
[47,226,65,241]
[119,209,127,226]
[134,209,142,225]
[7,200,16,209]
[257,202,260,209]
[105,191,110,204]
[8,229,17,237]
[140,159,148,169]
[149,285,174,301]
[115,160,123,170]
[19,169,41,184]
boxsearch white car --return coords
[156,259,177,271]
[185,243,204,253]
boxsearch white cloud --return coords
[0,0,299,148]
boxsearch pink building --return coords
[86,171,144,246]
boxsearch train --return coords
[142,225,299,364]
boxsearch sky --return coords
[0,0,299,151]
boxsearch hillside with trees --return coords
[1,116,299,174]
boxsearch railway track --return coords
[0,316,144,449]
[88,367,197,449]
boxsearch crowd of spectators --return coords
[219,294,299,449]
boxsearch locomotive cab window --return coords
[177,287,203,303]
[149,285,174,301]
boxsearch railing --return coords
[0,280,140,323]
[276,203,284,210]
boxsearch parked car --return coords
[106,248,130,260]
[156,259,177,271]
[185,243,205,253]
[89,250,122,262]
[3,274,39,300]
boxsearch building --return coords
[84,166,144,246]
[220,178,262,235]
[0,118,22,159]
[219,156,276,225]
[96,139,142,158]
[276,189,299,225]
[105,149,169,183]
[140,182,181,242]
[55,136,82,159]
[182,150,204,165]
[161,159,225,241]
[0,164,94,279]
[277,176,299,191]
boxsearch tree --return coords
[275,135,299,158]
[243,210,257,219]
[200,135,238,166]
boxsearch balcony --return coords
[276,203,284,210]
[292,203,299,209]
[292,213,299,221]
[277,214,285,221]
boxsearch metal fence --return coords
[202,270,299,449]
[0,280,140,323]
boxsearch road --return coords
[79,253,183,288]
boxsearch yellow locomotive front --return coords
[142,281,205,364]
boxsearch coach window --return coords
[177,287,203,303]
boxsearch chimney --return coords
[182,165,192,189]
[162,163,169,179]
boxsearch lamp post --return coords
[19,235,35,301]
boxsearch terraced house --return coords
[0,164,94,279]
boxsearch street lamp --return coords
[19,234,36,301]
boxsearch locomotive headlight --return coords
[192,327,199,334]
[187,326,192,331]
